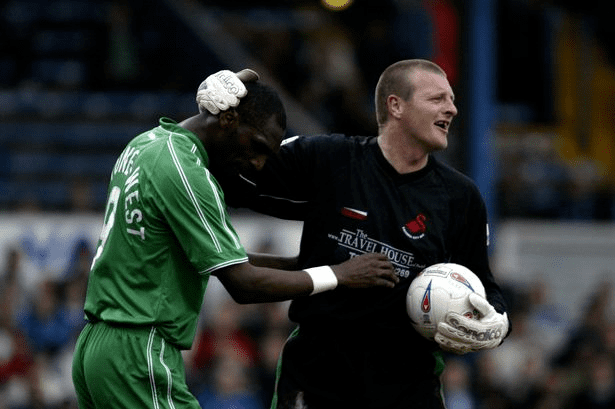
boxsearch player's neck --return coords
[377,135,428,174]
[178,113,214,144]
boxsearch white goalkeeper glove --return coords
[196,69,259,115]
[435,293,509,355]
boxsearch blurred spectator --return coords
[536,280,614,409]
[17,280,72,356]
[1,247,29,326]
[0,297,40,409]
[442,358,476,409]
[497,130,614,221]
[476,311,549,408]
[62,239,92,282]
[530,366,579,409]
[524,278,570,358]
[58,238,91,340]
[57,275,88,343]
[571,354,615,408]
[516,134,570,218]
[562,155,604,220]
[196,356,264,409]
[254,327,288,408]
[553,280,612,369]
[191,300,258,381]
[5,239,89,408]
[34,350,72,409]
[241,301,292,342]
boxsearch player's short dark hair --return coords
[235,82,286,134]
[375,59,447,126]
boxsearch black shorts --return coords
[272,325,446,409]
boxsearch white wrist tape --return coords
[304,266,338,295]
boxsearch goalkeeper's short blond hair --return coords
[375,60,447,128]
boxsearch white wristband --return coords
[304,266,338,295]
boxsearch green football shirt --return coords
[84,117,248,349]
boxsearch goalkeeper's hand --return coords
[434,293,509,355]
[196,69,259,114]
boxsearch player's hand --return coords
[331,253,399,289]
[196,69,259,114]
[434,293,509,354]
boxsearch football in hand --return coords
[406,263,486,340]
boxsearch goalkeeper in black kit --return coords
[202,60,511,409]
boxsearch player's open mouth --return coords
[435,120,449,131]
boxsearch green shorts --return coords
[72,321,200,409]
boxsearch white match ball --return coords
[406,263,486,340]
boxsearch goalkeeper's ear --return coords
[235,69,260,83]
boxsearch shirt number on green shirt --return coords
[91,186,121,270]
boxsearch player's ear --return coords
[387,95,403,119]
[218,109,239,129]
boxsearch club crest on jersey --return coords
[421,280,432,313]
[402,214,427,239]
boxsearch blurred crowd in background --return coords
[1,0,615,408]
[2,0,615,216]
[1,237,614,409]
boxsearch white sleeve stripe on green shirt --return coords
[191,145,202,166]
[166,134,222,253]
[204,169,242,249]
[200,256,249,275]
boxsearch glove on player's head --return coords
[196,69,260,114]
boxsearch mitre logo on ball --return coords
[421,281,432,313]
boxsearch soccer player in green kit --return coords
[71,69,399,409]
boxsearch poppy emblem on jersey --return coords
[451,272,475,292]
[341,207,368,221]
[421,280,432,313]
[402,214,427,239]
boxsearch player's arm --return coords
[218,136,317,219]
[247,252,299,270]
[214,252,398,304]
[197,69,326,219]
[436,191,510,354]
[451,192,507,312]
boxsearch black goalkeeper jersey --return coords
[225,134,508,408]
